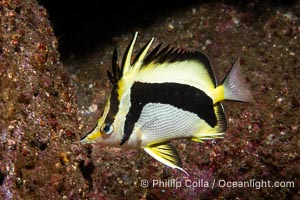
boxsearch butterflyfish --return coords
[80,32,253,174]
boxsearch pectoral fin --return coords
[144,143,188,175]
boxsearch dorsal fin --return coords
[121,32,138,76]
[143,43,162,64]
[108,32,154,84]
[142,45,217,87]
[107,48,121,85]
[107,33,217,87]
[132,37,154,67]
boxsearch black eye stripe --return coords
[106,86,119,124]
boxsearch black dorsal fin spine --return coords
[112,48,118,80]
[132,38,153,66]
[143,43,162,64]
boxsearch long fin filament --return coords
[122,32,138,76]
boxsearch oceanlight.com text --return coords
[140,178,295,190]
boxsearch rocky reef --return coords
[1,0,299,199]
[0,0,87,199]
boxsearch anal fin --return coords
[144,143,188,175]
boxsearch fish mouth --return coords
[80,123,98,143]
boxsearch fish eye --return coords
[101,123,114,135]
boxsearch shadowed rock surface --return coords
[0,0,88,199]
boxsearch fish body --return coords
[81,32,253,174]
